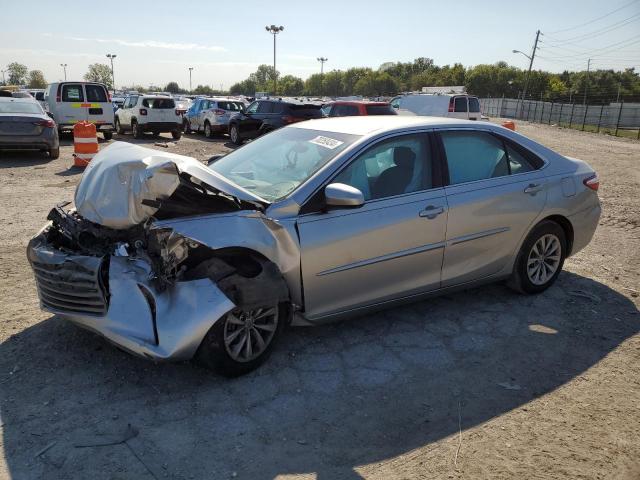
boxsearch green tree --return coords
[27,70,47,89]
[354,71,398,96]
[84,63,113,89]
[165,81,183,94]
[323,70,345,97]
[304,74,323,96]
[278,75,304,96]
[193,84,215,95]
[342,67,371,95]
[6,62,28,85]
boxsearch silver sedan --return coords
[27,116,600,376]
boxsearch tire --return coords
[102,131,113,141]
[229,124,242,145]
[183,119,192,134]
[171,130,182,140]
[152,130,160,137]
[115,118,125,135]
[204,121,213,139]
[48,147,60,160]
[508,220,566,294]
[196,302,287,377]
[132,121,143,139]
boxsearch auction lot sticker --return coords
[309,136,344,149]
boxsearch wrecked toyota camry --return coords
[28,116,601,376]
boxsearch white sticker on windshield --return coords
[309,135,344,149]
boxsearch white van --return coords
[44,82,115,139]
[390,94,486,121]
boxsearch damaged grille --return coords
[32,257,109,316]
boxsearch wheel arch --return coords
[537,214,574,256]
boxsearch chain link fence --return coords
[480,98,640,140]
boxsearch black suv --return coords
[228,99,322,145]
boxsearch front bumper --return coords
[27,230,235,361]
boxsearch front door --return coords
[297,132,448,319]
[437,129,547,286]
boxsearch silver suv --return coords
[183,97,245,137]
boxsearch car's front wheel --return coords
[509,220,566,294]
[197,303,285,377]
[229,124,242,145]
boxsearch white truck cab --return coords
[390,93,486,121]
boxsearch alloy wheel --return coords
[527,234,561,285]
[223,306,278,363]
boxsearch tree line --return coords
[228,58,640,104]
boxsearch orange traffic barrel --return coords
[502,120,516,131]
[73,122,98,167]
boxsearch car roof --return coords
[291,115,493,136]
[330,101,390,106]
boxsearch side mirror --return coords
[325,183,364,208]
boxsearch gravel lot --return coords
[0,123,638,480]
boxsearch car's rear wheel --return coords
[171,130,182,140]
[509,220,566,294]
[152,130,160,137]
[196,303,285,377]
[204,121,213,138]
[48,147,60,159]
[102,131,113,141]
[230,124,242,145]
[132,121,143,139]
[115,118,125,135]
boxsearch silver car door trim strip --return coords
[447,226,511,247]
[317,241,446,276]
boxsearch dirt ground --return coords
[0,122,638,480]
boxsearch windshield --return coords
[209,127,360,201]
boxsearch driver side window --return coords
[333,134,433,201]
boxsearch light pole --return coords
[188,67,193,93]
[583,58,591,106]
[60,63,68,81]
[317,57,328,96]
[265,25,284,94]
[512,29,540,119]
[1,69,5,85]
[106,54,117,92]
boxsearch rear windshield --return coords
[0,101,43,114]
[365,104,396,115]
[289,104,322,118]
[85,84,108,102]
[217,101,244,111]
[468,97,480,113]
[143,98,176,109]
[62,84,84,102]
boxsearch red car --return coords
[321,101,397,117]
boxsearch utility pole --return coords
[616,82,621,103]
[60,63,68,81]
[512,29,540,119]
[583,58,591,106]
[317,57,328,96]
[1,70,5,84]
[106,54,117,92]
[265,25,284,94]
[188,67,193,93]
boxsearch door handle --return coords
[419,205,445,219]
[524,183,543,195]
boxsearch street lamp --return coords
[60,63,68,81]
[106,54,117,92]
[512,49,531,61]
[1,70,5,85]
[317,57,328,96]
[265,25,284,94]
[189,67,194,93]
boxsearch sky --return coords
[1,0,639,90]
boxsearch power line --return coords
[543,12,640,46]
[545,0,640,34]
[538,33,640,59]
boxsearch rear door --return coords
[83,83,114,126]
[467,97,481,121]
[57,83,85,124]
[450,96,469,119]
[437,129,547,286]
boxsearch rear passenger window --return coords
[454,97,467,112]
[257,102,273,113]
[468,97,480,113]
[85,85,107,102]
[506,144,534,174]
[440,131,508,184]
[62,84,84,102]
[272,103,285,114]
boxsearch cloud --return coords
[63,35,226,52]
[0,46,102,59]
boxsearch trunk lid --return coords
[0,114,47,136]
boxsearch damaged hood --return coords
[74,142,267,229]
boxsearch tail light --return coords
[139,108,147,116]
[56,84,62,102]
[107,90,112,102]
[583,174,599,191]
[448,98,454,112]
[214,109,225,115]
[282,115,302,124]
[34,119,55,128]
